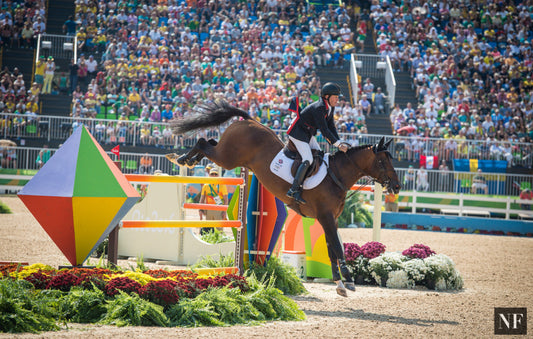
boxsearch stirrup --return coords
[287,188,306,204]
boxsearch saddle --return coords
[283,140,324,178]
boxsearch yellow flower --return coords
[9,263,54,279]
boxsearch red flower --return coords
[402,244,436,259]
[104,277,142,297]
[139,280,179,306]
[46,271,81,292]
[361,241,386,259]
[24,272,52,289]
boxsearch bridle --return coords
[341,146,393,195]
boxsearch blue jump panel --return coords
[381,212,533,235]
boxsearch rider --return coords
[286,82,349,204]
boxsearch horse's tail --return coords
[170,100,251,135]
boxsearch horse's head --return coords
[370,137,401,194]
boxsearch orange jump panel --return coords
[121,220,241,228]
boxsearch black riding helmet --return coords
[321,82,342,98]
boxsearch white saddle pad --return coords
[269,150,329,190]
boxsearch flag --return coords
[420,155,438,169]
[111,145,120,160]
[288,97,300,114]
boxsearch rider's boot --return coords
[286,160,310,204]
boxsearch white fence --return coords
[1,113,531,168]
[2,146,531,196]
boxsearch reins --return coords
[327,146,373,200]
[342,150,373,199]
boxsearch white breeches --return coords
[289,135,320,165]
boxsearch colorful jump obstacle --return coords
[244,175,287,266]
[282,184,383,279]
[121,220,241,228]
[125,174,244,185]
[18,126,140,266]
[118,168,247,268]
[183,202,229,211]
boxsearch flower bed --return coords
[0,263,306,333]
[344,242,463,290]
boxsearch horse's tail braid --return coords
[170,100,251,135]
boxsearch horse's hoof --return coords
[165,153,181,165]
[336,286,348,297]
[345,282,356,292]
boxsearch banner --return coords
[453,159,507,173]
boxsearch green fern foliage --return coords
[0,279,59,333]
[100,291,169,327]
[247,256,307,295]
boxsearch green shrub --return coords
[247,256,306,295]
[166,279,305,327]
[200,229,234,244]
[60,287,107,323]
[0,279,59,333]
[193,253,234,269]
[0,200,11,214]
[337,192,372,227]
[100,291,169,327]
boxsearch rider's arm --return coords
[313,107,340,145]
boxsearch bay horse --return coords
[168,100,401,296]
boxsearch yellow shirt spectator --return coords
[34,59,46,85]
[128,91,141,105]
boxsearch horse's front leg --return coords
[318,214,355,297]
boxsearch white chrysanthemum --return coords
[424,254,455,279]
[386,270,414,289]
[402,258,428,282]
[435,277,447,290]
[446,269,464,290]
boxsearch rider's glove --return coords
[334,140,343,147]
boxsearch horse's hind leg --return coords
[171,138,217,167]
[187,139,218,165]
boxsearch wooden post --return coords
[372,182,383,242]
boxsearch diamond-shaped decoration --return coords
[18,126,140,265]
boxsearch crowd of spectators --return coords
[2,0,532,170]
[366,0,532,166]
[0,65,42,133]
[0,0,47,49]
[65,0,368,148]
[0,0,46,137]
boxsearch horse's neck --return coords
[333,147,372,188]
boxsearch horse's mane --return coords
[333,143,372,156]
[348,144,373,152]
[170,100,251,135]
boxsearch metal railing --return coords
[37,34,78,63]
[349,56,359,105]
[2,146,531,196]
[3,147,531,219]
[351,53,395,107]
[1,113,531,168]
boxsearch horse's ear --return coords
[378,137,385,150]
[385,139,392,149]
